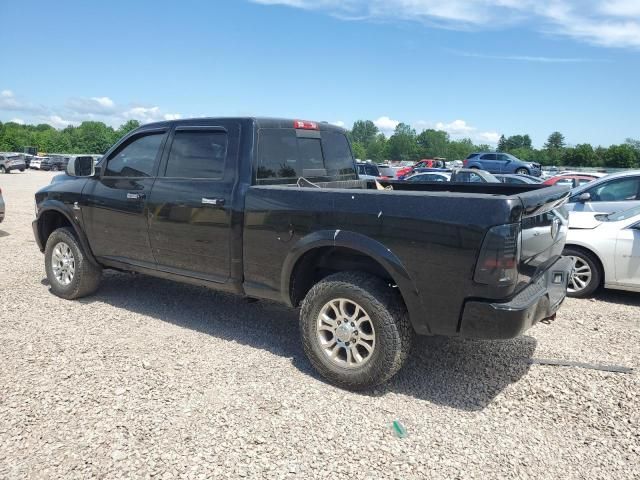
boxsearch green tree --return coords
[603,144,638,168]
[349,120,378,148]
[115,119,141,141]
[416,129,449,158]
[351,141,367,160]
[387,123,417,161]
[367,134,388,162]
[545,131,566,150]
[447,138,475,160]
[562,144,598,167]
[497,135,507,152]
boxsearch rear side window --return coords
[257,128,356,184]
[165,130,227,179]
[105,132,164,177]
[466,153,479,159]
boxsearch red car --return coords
[396,158,445,179]
[543,174,599,189]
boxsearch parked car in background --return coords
[464,152,542,177]
[564,205,640,297]
[0,186,4,223]
[450,168,500,183]
[566,171,640,214]
[356,162,382,180]
[395,158,446,179]
[41,155,70,171]
[405,172,451,182]
[543,174,600,189]
[0,154,26,173]
[376,165,396,179]
[496,174,543,185]
[29,156,48,170]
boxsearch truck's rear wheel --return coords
[45,227,102,299]
[300,272,413,390]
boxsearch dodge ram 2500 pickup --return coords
[33,117,573,389]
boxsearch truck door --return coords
[82,129,168,264]
[146,123,239,283]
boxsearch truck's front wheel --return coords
[300,272,413,390]
[45,227,102,299]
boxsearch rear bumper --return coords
[459,256,572,339]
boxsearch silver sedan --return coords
[564,205,640,297]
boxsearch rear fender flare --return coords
[281,230,429,334]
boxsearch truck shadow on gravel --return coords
[63,272,536,411]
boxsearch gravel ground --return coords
[0,171,638,479]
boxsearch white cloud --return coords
[9,118,24,125]
[46,115,75,129]
[0,89,46,113]
[412,118,501,144]
[67,96,117,114]
[373,116,400,135]
[251,0,640,49]
[0,90,184,128]
[434,119,475,135]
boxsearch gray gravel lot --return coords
[0,171,638,479]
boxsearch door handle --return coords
[202,198,225,206]
[127,192,146,200]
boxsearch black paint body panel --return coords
[33,117,571,339]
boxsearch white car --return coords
[30,156,47,169]
[564,206,640,297]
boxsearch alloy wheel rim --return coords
[567,256,592,293]
[51,242,75,286]
[316,298,376,368]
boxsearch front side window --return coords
[105,132,164,177]
[587,177,640,202]
[165,130,228,179]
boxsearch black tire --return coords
[51,165,58,171]
[515,167,530,175]
[0,166,7,174]
[300,271,413,390]
[19,168,25,172]
[45,227,102,299]
[563,247,601,298]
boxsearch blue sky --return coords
[0,0,638,147]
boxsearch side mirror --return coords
[577,192,591,203]
[67,156,95,177]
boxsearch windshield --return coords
[606,205,640,222]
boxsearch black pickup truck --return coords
[33,118,572,389]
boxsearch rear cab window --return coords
[256,128,356,184]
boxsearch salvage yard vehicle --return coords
[0,154,26,173]
[33,117,573,389]
[565,171,640,214]
[464,152,542,177]
[564,206,640,297]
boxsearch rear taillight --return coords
[463,159,468,167]
[474,223,521,286]
[293,120,319,130]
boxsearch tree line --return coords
[1,118,638,169]
[0,120,141,155]
[349,120,640,168]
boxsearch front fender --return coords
[35,201,99,267]
[281,229,430,334]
